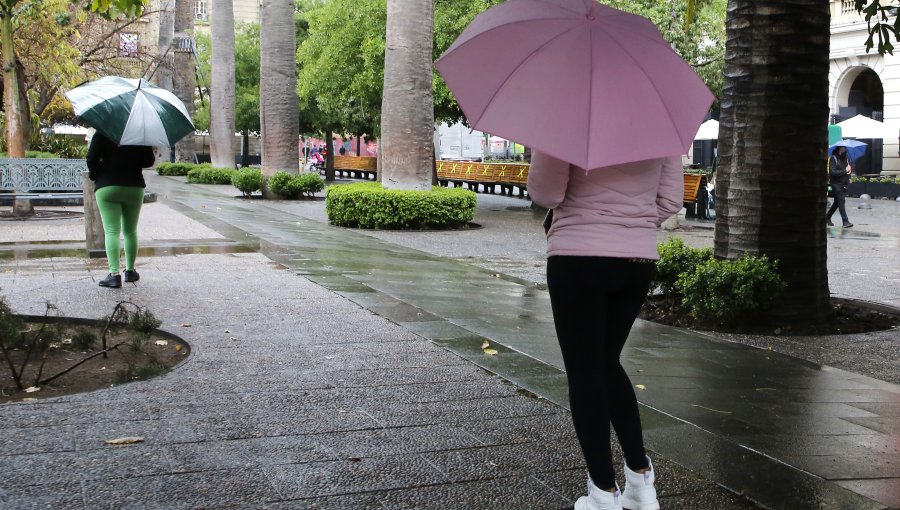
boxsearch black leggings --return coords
[547,256,653,489]
[827,181,850,223]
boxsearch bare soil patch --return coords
[1,316,188,404]
[640,296,900,335]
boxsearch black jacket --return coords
[86,133,155,190]
[828,154,851,186]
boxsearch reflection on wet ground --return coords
[0,240,255,260]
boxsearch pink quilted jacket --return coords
[527,151,684,260]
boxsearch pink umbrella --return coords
[434,0,714,170]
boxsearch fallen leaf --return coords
[229,337,238,341]
[21,398,37,402]
[481,340,490,349]
[224,329,231,334]
[99,366,106,371]
[154,340,169,347]
[348,457,362,462]
[104,436,144,445]
[24,386,40,393]
[181,324,192,328]
[325,356,335,360]
[483,348,498,356]
[635,384,647,391]
[175,345,183,352]
[61,338,73,345]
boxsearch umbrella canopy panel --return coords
[435,0,713,170]
[66,77,194,147]
[694,119,719,140]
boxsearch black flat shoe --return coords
[842,222,854,228]
[99,273,122,288]
[123,269,140,283]
[826,219,834,226]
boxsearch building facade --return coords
[193,0,261,30]
[830,0,900,174]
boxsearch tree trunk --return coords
[210,0,236,169]
[715,0,831,324]
[173,0,198,162]
[2,13,24,158]
[324,127,335,182]
[380,0,434,191]
[260,0,299,198]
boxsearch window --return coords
[119,33,139,57]
[194,1,208,21]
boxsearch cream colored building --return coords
[830,0,900,173]
[193,0,261,31]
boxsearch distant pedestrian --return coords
[827,146,853,228]
[86,132,155,288]
[529,150,681,510]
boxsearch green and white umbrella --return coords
[65,76,194,147]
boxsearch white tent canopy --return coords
[693,119,719,140]
[835,114,895,139]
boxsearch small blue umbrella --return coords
[828,139,868,162]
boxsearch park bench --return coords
[329,155,378,180]
[683,172,711,219]
[0,158,87,207]
[436,160,529,197]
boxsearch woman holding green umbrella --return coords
[67,76,194,288]
[86,130,155,288]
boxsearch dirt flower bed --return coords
[640,295,900,336]
[1,300,188,403]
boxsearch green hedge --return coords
[0,151,60,158]
[268,170,325,199]
[326,182,477,229]
[651,238,712,299]
[231,168,263,198]
[156,162,195,176]
[677,254,786,325]
[186,165,236,184]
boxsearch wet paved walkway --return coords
[0,173,898,509]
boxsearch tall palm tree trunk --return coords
[260,0,299,198]
[715,0,832,323]
[380,0,435,191]
[210,0,236,169]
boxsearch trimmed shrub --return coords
[651,238,713,299]
[231,168,263,198]
[326,182,477,229]
[156,162,195,176]
[267,170,325,199]
[267,171,300,198]
[676,254,786,326]
[186,166,236,184]
[0,151,60,158]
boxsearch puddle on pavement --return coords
[0,243,255,260]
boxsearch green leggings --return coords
[95,186,144,273]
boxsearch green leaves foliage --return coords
[155,162,194,177]
[186,165,236,185]
[267,170,324,199]
[651,238,713,299]
[677,254,786,326]
[231,168,263,198]
[325,182,476,229]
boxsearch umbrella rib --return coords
[469,23,583,128]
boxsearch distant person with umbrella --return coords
[827,143,860,228]
[67,76,194,288]
[86,131,155,288]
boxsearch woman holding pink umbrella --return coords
[436,1,713,508]
[529,152,683,510]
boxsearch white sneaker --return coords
[574,477,623,510]
[620,456,660,510]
